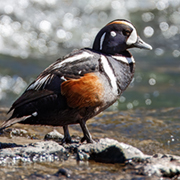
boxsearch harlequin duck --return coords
[0,19,152,143]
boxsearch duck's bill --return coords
[132,36,152,50]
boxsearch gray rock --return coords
[0,142,23,149]
[77,138,180,177]
[54,168,71,178]
[44,129,64,141]
[10,128,28,137]
[0,137,180,178]
[0,141,67,165]
[136,153,180,177]
[77,138,147,163]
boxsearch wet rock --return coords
[1,128,38,139]
[76,138,180,178]
[77,138,147,163]
[44,129,64,141]
[0,142,23,149]
[0,136,180,178]
[54,168,71,178]
[25,169,71,180]
[0,141,67,165]
[126,153,180,178]
[10,128,28,137]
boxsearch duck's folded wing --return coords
[0,49,100,129]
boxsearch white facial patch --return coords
[110,31,116,37]
[126,28,138,45]
[122,21,138,45]
[110,20,138,45]
[100,32,106,50]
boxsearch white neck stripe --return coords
[112,55,135,64]
[100,55,118,95]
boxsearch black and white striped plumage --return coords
[0,19,152,143]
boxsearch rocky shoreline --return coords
[1,107,180,179]
[0,129,180,179]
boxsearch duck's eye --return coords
[110,31,116,37]
[123,30,131,36]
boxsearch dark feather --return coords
[0,115,32,131]
[8,89,54,113]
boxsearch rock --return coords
[137,153,180,177]
[0,136,180,178]
[1,128,37,139]
[0,141,67,165]
[77,138,180,177]
[10,128,28,137]
[25,168,71,180]
[0,142,23,149]
[44,129,64,141]
[77,138,147,163]
[54,168,71,178]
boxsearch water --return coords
[0,0,180,109]
[0,107,180,179]
[0,0,180,179]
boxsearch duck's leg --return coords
[80,120,94,143]
[62,125,72,143]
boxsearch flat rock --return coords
[71,138,180,178]
[77,138,147,163]
[139,153,180,177]
[0,140,67,165]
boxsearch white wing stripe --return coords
[27,74,51,90]
[100,55,118,95]
[27,51,93,90]
[52,51,93,70]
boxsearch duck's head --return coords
[93,19,152,55]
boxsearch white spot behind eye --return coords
[110,31,116,37]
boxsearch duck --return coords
[0,19,152,143]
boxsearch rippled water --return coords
[0,0,180,110]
